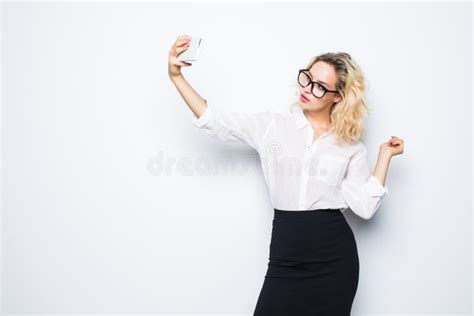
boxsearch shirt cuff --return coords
[192,99,215,128]
[367,175,389,197]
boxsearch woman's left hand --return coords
[380,136,404,157]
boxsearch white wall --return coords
[2,1,472,314]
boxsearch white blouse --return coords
[192,100,389,220]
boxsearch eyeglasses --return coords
[297,69,339,98]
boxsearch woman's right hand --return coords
[168,35,193,78]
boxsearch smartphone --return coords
[178,36,203,62]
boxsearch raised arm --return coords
[168,35,274,152]
[168,35,208,120]
[340,144,389,220]
[341,136,404,220]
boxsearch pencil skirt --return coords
[253,208,359,316]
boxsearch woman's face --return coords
[298,61,342,112]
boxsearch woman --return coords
[168,35,404,315]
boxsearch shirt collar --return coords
[292,105,309,130]
[292,105,335,135]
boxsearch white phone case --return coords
[177,37,203,62]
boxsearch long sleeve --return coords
[192,99,274,152]
[340,144,388,220]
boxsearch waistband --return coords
[273,208,342,218]
[274,208,342,212]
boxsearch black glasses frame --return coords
[298,69,339,98]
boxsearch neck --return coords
[303,108,332,131]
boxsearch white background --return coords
[1,1,472,314]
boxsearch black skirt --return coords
[253,208,359,316]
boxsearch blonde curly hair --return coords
[290,52,371,145]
